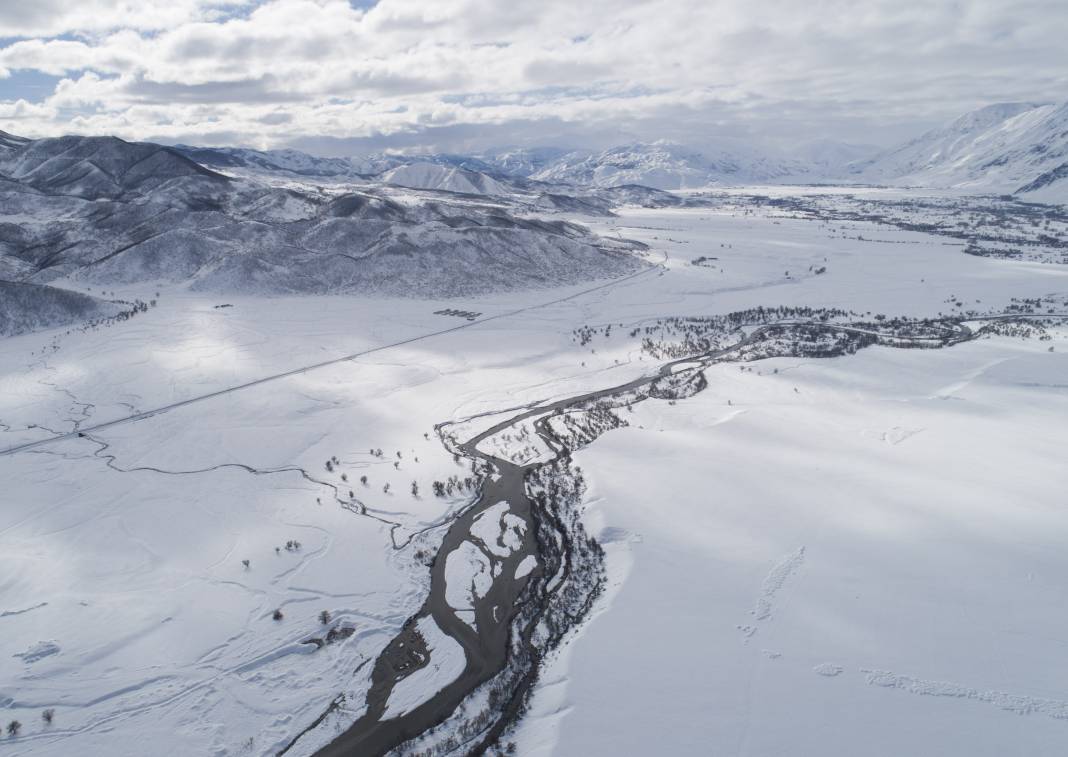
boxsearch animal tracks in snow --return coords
[862,669,1068,722]
[753,546,806,621]
[881,426,925,445]
[738,546,805,640]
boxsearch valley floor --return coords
[1,189,1066,755]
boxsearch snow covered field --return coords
[2,193,1066,755]
[515,336,1068,757]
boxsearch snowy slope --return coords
[0,128,31,153]
[0,280,121,337]
[853,102,1068,198]
[1016,162,1068,205]
[0,135,229,201]
[519,335,1068,757]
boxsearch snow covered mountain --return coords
[0,132,647,307]
[0,128,30,152]
[479,147,572,178]
[1,135,228,201]
[378,161,512,195]
[852,102,1068,201]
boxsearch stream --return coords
[310,312,1067,756]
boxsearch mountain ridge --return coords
[0,131,648,308]
[850,101,1068,200]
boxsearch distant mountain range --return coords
[175,139,871,192]
[169,103,1068,203]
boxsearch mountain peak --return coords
[947,102,1047,132]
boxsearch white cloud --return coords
[0,0,254,37]
[0,0,1066,151]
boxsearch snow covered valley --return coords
[2,193,1067,756]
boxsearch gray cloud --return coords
[123,74,305,104]
[522,59,615,88]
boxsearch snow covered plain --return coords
[2,190,1066,755]
[515,337,1068,757]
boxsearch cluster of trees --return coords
[545,401,627,452]
[572,321,633,346]
[1004,296,1063,315]
[648,369,708,402]
[739,324,877,361]
[431,474,478,498]
[528,461,607,646]
[980,319,1061,341]
[5,709,54,738]
[485,423,547,465]
[630,305,855,359]
[572,304,985,365]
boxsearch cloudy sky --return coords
[1,0,1066,156]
